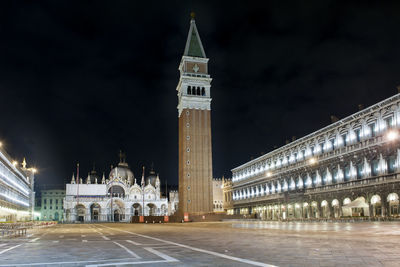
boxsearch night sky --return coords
[0,1,399,189]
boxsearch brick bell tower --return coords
[177,13,213,215]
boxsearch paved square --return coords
[0,221,400,266]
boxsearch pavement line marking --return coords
[102,236,110,240]
[82,235,86,237]
[85,260,176,267]
[29,238,40,243]
[143,246,182,249]
[0,258,137,266]
[83,240,88,242]
[113,241,141,259]
[125,240,141,245]
[143,247,179,262]
[101,225,276,267]
[0,244,22,255]
[59,235,64,238]
[52,240,59,243]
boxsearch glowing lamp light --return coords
[31,168,37,174]
[308,158,317,165]
[12,161,18,166]
[267,172,272,177]
[0,142,2,147]
[386,130,399,141]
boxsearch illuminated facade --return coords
[40,189,65,221]
[0,147,35,222]
[232,93,400,219]
[222,178,234,214]
[213,178,230,212]
[63,157,170,222]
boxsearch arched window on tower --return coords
[201,87,205,96]
[187,86,191,95]
[197,87,200,95]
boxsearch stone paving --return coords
[0,221,399,266]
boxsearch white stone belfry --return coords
[176,17,212,117]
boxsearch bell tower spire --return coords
[177,14,213,215]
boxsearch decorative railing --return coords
[233,172,400,205]
[234,136,385,187]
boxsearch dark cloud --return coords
[0,1,399,188]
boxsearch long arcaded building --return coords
[0,145,35,222]
[231,93,400,219]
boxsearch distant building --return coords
[0,144,35,222]
[41,189,65,221]
[222,178,234,214]
[232,93,400,219]
[64,155,171,222]
[212,178,224,212]
[168,190,179,215]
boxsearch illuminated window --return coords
[384,116,394,129]
[354,128,361,142]
[369,123,376,137]
[330,139,335,150]
[341,134,347,146]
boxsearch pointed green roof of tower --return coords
[184,15,206,58]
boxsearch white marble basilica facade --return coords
[64,157,170,222]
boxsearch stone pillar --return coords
[86,210,90,222]
[328,204,333,219]
[382,197,389,217]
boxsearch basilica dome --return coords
[109,162,134,181]
[146,169,158,187]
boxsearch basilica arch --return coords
[132,203,142,216]
[107,198,125,222]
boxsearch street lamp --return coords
[386,130,399,141]
[308,157,317,165]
